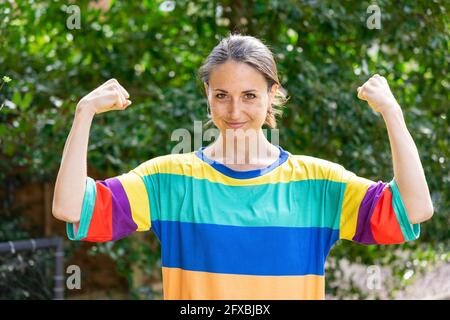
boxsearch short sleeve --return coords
[66,161,157,242]
[337,166,420,245]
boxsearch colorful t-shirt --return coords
[66,145,420,299]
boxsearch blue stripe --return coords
[195,144,289,179]
[153,220,339,276]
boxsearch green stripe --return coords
[389,178,420,241]
[66,177,97,241]
[143,173,346,229]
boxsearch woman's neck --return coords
[203,130,280,168]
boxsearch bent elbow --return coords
[424,204,434,221]
[422,201,434,222]
[52,206,80,224]
[409,204,434,224]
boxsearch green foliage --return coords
[1,0,448,298]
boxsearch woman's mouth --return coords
[225,121,247,129]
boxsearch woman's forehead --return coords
[209,61,267,91]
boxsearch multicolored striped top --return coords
[66,145,420,299]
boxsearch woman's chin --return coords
[223,127,264,141]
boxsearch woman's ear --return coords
[268,83,279,104]
[203,82,209,98]
[270,83,279,97]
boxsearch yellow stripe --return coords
[339,170,373,240]
[162,267,325,300]
[117,171,151,231]
[133,152,350,186]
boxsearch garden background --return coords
[0,0,448,299]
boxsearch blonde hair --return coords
[198,33,289,128]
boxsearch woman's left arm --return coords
[357,74,434,224]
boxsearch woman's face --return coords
[204,60,278,136]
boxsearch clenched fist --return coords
[357,74,401,114]
[76,78,131,115]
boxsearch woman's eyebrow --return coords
[214,89,257,93]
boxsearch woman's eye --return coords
[216,94,226,99]
[245,93,256,99]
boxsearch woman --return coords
[52,34,434,299]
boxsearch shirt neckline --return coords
[194,144,289,179]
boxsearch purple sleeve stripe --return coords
[99,177,138,240]
[352,181,388,244]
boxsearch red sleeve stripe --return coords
[85,182,113,242]
[370,186,405,244]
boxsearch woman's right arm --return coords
[52,79,131,223]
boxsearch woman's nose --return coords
[228,98,243,117]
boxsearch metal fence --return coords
[0,237,64,300]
